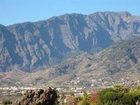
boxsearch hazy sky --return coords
[0,0,139,25]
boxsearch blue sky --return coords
[0,0,139,25]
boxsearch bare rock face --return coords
[13,88,58,105]
[1,11,140,72]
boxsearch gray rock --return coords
[0,11,140,71]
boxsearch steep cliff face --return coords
[0,25,23,71]
[0,12,140,71]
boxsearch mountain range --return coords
[1,37,140,87]
[1,11,140,72]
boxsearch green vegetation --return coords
[2,100,12,105]
[79,93,90,105]
[74,85,140,105]
[95,85,140,105]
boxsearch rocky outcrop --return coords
[13,87,58,105]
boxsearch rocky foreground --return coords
[13,87,58,105]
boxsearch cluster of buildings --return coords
[0,86,37,96]
[0,77,140,97]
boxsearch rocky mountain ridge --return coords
[1,37,140,87]
[0,11,140,71]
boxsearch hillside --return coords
[1,37,140,87]
[1,11,140,71]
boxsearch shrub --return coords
[2,100,12,105]
[95,86,140,105]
